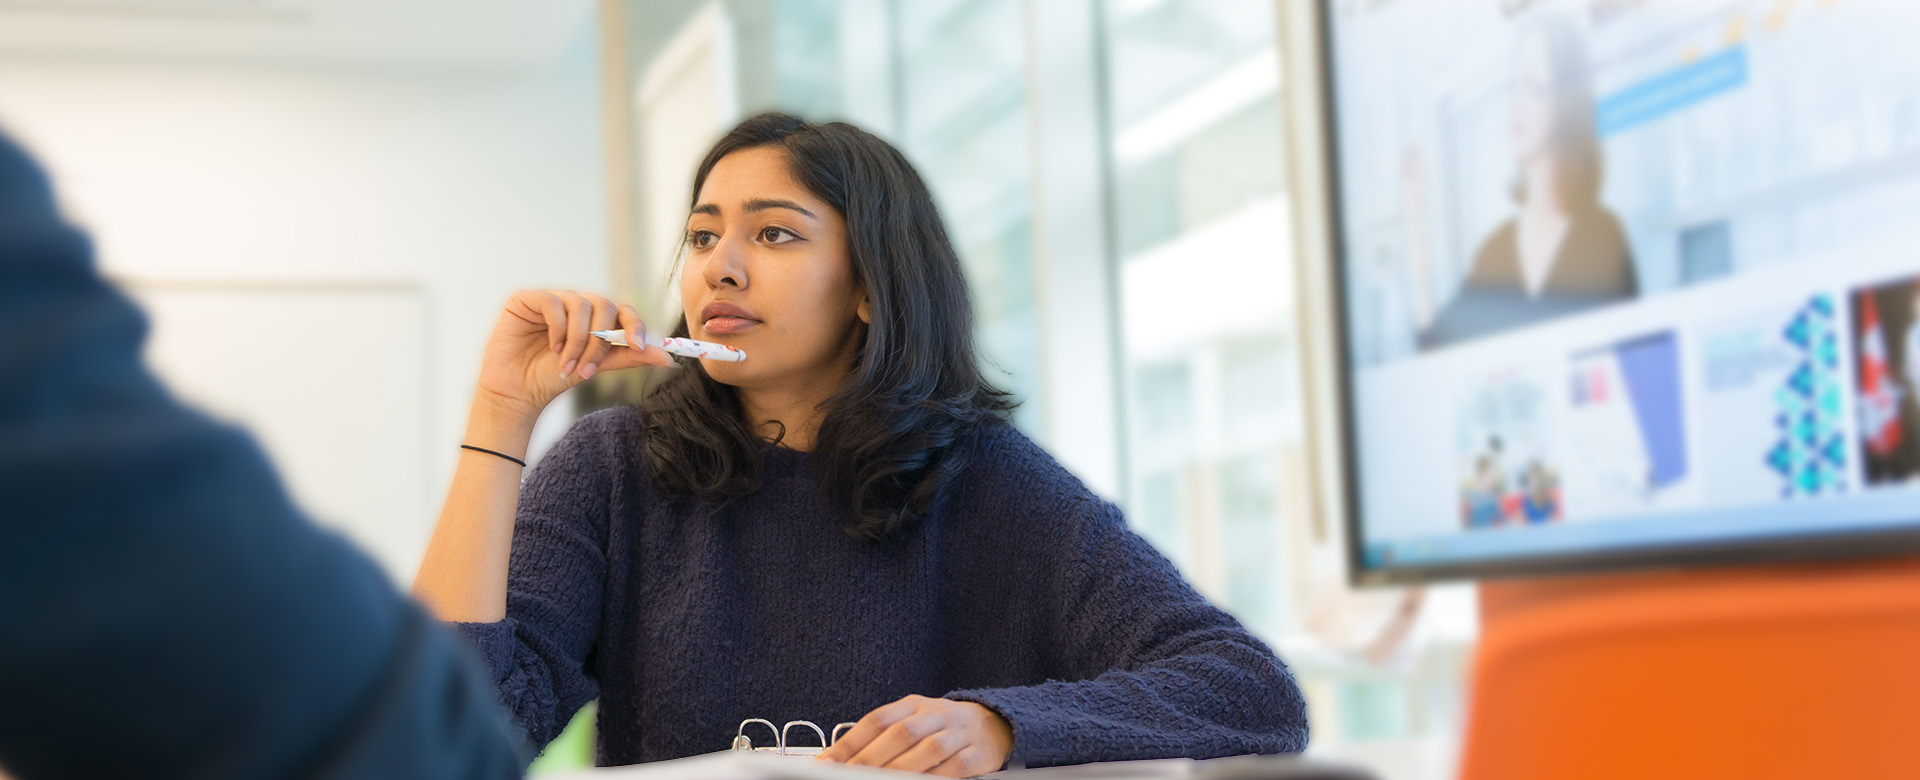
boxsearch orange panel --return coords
[1460,556,1920,780]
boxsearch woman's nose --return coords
[703,233,750,289]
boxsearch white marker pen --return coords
[590,329,747,362]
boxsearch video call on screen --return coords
[1328,0,1920,575]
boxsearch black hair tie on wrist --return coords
[461,444,526,468]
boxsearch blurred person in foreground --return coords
[0,130,521,777]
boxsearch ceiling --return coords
[0,0,596,69]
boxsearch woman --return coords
[1419,10,1635,349]
[413,113,1308,773]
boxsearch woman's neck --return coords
[1515,157,1573,296]
[732,325,864,452]
[735,367,849,452]
[1521,157,1568,220]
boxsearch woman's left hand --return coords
[816,694,1013,776]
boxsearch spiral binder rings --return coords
[732,719,861,757]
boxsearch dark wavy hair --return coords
[641,113,1014,540]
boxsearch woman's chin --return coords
[702,359,755,387]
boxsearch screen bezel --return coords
[1310,0,1920,587]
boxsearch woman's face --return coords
[1509,32,1555,165]
[680,145,870,392]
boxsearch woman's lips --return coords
[703,316,760,334]
[700,301,758,334]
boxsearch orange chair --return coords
[1459,555,1920,779]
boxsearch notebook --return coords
[543,719,1374,780]
[537,748,912,780]
[542,751,1371,780]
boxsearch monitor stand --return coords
[1458,555,1920,779]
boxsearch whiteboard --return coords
[126,281,432,583]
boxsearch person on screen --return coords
[1461,438,1507,530]
[0,131,520,777]
[1420,9,1636,349]
[1519,459,1563,524]
[410,113,1308,774]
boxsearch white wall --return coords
[0,26,614,581]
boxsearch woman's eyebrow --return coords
[743,198,817,219]
[688,199,818,220]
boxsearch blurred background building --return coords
[0,1,1473,777]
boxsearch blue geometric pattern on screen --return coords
[1768,294,1847,497]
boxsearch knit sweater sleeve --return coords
[450,408,631,755]
[946,434,1309,767]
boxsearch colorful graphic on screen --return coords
[1330,0,1920,579]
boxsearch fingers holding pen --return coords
[616,303,676,369]
[538,292,569,357]
[548,292,671,379]
[478,289,660,420]
[555,291,596,379]
[576,296,620,380]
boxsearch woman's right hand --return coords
[472,289,675,422]
[421,289,668,621]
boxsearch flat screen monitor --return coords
[1321,0,1920,583]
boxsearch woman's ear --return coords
[856,290,872,325]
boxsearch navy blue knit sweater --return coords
[455,407,1308,768]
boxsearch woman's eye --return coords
[688,230,717,249]
[760,226,796,244]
